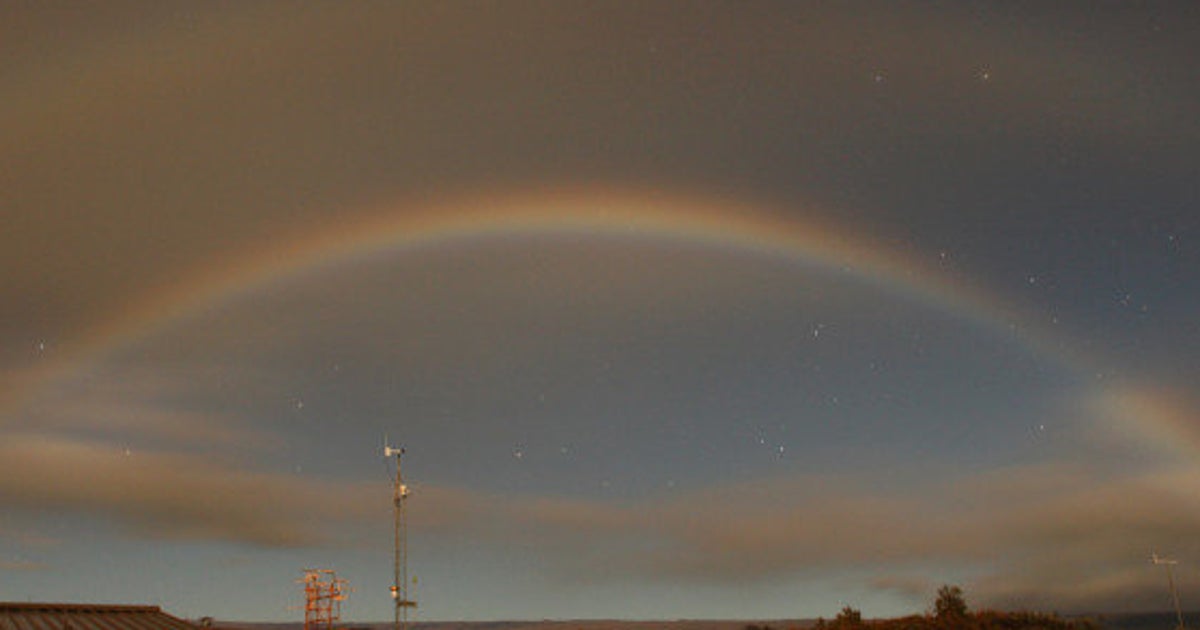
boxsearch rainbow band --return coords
[117,189,1070,352]
[5,188,1090,418]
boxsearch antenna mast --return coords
[1153,552,1186,630]
[385,441,416,630]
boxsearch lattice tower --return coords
[298,569,348,630]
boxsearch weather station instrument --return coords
[385,440,416,630]
[1153,552,1186,630]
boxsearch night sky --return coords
[3,1,1199,623]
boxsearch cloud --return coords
[0,558,49,572]
[0,435,375,547]
[0,517,60,544]
[5,424,1198,613]
[15,364,278,450]
[406,463,1200,612]
[869,574,939,602]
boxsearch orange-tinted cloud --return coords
[409,463,1200,611]
[0,435,374,547]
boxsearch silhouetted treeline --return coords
[749,585,1098,630]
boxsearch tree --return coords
[833,606,865,629]
[933,585,968,620]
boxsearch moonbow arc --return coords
[8,189,1083,417]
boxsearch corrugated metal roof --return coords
[0,603,198,630]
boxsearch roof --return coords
[0,603,199,630]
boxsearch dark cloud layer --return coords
[6,428,1199,613]
[3,3,1197,356]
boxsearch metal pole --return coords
[393,453,401,630]
[386,443,415,630]
[1168,562,1185,630]
[1154,553,1186,630]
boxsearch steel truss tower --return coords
[385,443,416,630]
[299,569,348,630]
